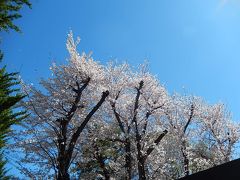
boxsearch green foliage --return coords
[0,0,31,33]
[77,138,120,179]
[0,1,31,177]
[0,153,9,180]
[0,64,27,178]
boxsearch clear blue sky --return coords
[2,0,240,120]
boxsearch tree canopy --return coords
[10,32,240,179]
[0,0,31,33]
[0,66,27,179]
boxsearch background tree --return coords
[159,94,240,179]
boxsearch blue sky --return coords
[2,0,240,120]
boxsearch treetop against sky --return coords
[10,32,239,179]
[2,0,240,119]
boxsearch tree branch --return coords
[142,111,151,135]
[66,90,109,165]
[110,91,126,133]
[144,130,168,161]
[183,104,194,134]
[66,77,90,121]
[111,103,126,134]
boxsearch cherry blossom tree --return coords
[11,32,109,179]
[194,103,240,166]
[103,63,170,179]
[10,32,240,180]
[72,62,170,179]
[160,94,240,179]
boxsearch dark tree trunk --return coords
[181,142,189,176]
[110,91,133,180]
[55,85,108,179]
[57,170,70,180]
[125,138,132,180]
[181,104,194,177]
[137,157,146,180]
[57,119,70,180]
[136,134,146,180]
[133,81,146,180]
